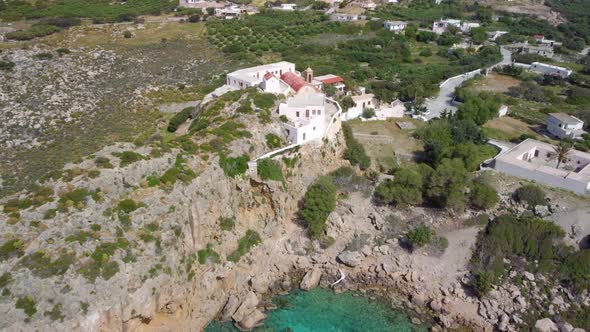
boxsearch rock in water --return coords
[534,318,558,332]
[300,267,322,291]
[237,309,266,330]
[337,251,364,267]
[232,291,259,323]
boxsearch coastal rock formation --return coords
[337,251,364,267]
[300,267,322,291]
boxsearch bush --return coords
[342,123,370,170]
[167,107,193,132]
[257,158,284,182]
[227,230,262,262]
[94,156,113,168]
[116,199,142,214]
[197,244,221,264]
[514,184,546,207]
[115,151,147,167]
[279,115,288,123]
[0,239,25,261]
[406,225,432,250]
[0,60,15,71]
[361,108,376,119]
[253,92,276,110]
[34,52,54,60]
[16,296,37,318]
[299,176,337,239]
[123,30,132,38]
[19,251,75,278]
[265,133,282,149]
[219,154,249,178]
[470,182,499,210]
[561,249,590,292]
[5,24,60,40]
[474,271,494,297]
[219,216,236,231]
[419,48,433,57]
[374,168,423,207]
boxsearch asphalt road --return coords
[423,47,512,120]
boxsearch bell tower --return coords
[303,67,313,83]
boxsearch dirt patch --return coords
[492,3,567,26]
[473,73,521,93]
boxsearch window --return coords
[534,150,539,157]
[303,133,306,141]
[296,111,300,117]
[313,127,316,131]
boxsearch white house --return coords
[547,113,585,139]
[331,13,360,21]
[313,74,346,93]
[487,30,508,41]
[432,19,479,34]
[278,91,327,144]
[226,62,296,90]
[341,93,375,121]
[274,3,297,10]
[375,99,405,120]
[529,62,572,78]
[384,21,407,33]
[493,139,590,195]
[260,72,292,95]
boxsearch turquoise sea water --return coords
[205,288,428,332]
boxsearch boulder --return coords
[300,267,322,291]
[534,318,559,332]
[337,251,364,267]
[534,205,550,217]
[498,313,509,331]
[221,295,241,321]
[524,271,535,281]
[558,322,574,332]
[236,309,266,330]
[232,291,259,323]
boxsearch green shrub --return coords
[342,123,370,170]
[514,184,546,207]
[116,199,142,214]
[115,151,147,167]
[3,198,33,213]
[279,115,288,123]
[94,156,113,168]
[361,108,376,119]
[374,168,424,207]
[65,231,95,244]
[58,188,93,210]
[227,230,262,262]
[219,154,249,178]
[474,271,494,297]
[299,176,337,239]
[44,303,65,322]
[562,249,590,292]
[252,92,276,110]
[167,107,193,132]
[197,244,221,264]
[43,209,58,219]
[406,226,432,250]
[470,182,499,210]
[265,133,282,149]
[16,296,36,318]
[0,60,15,71]
[79,240,127,283]
[0,239,25,261]
[257,158,284,182]
[19,251,75,278]
[123,30,132,38]
[0,272,13,289]
[219,216,236,231]
[5,24,60,41]
[34,52,54,60]
[56,48,71,56]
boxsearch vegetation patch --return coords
[16,296,36,318]
[219,216,236,231]
[79,239,128,283]
[257,158,284,182]
[113,151,148,167]
[219,154,250,178]
[167,107,194,133]
[299,176,337,239]
[227,230,262,262]
[513,184,546,207]
[19,251,75,278]
[44,303,65,322]
[265,133,282,149]
[0,239,25,261]
[342,123,370,170]
[197,244,221,264]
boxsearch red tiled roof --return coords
[263,72,274,80]
[319,76,344,84]
[534,34,544,39]
[280,72,309,92]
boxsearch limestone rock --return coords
[534,205,550,217]
[232,291,259,323]
[300,267,322,291]
[337,251,364,267]
[535,318,559,332]
[524,271,535,281]
[237,309,266,330]
[221,295,240,321]
[498,313,509,331]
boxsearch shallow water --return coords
[205,288,429,332]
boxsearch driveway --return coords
[423,47,512,120]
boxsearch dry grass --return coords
[472,73,521,93]
[483,116,545,141]
[348,118,424,169]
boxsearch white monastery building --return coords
[226,62,296,90]
[529,62,572,78]
[546,113,585,140]
[493,139,590,195]
[279,91,327,144]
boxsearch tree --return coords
[339,96,355,111]
[426,158,470,210]
[470,182,499,210]
[514,184,546,207]
[299,177,337,239]
[374,168,423,207]
[323,84,336,97]
[553,141,573,169]
[361,108,375,119]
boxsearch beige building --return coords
[493,139,590,195]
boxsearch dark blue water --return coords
[205,288,428,332]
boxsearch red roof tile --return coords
[263,72,274,80]
[318,76,344,84]
[280,72,310,92]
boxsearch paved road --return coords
[423,47,512,121]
